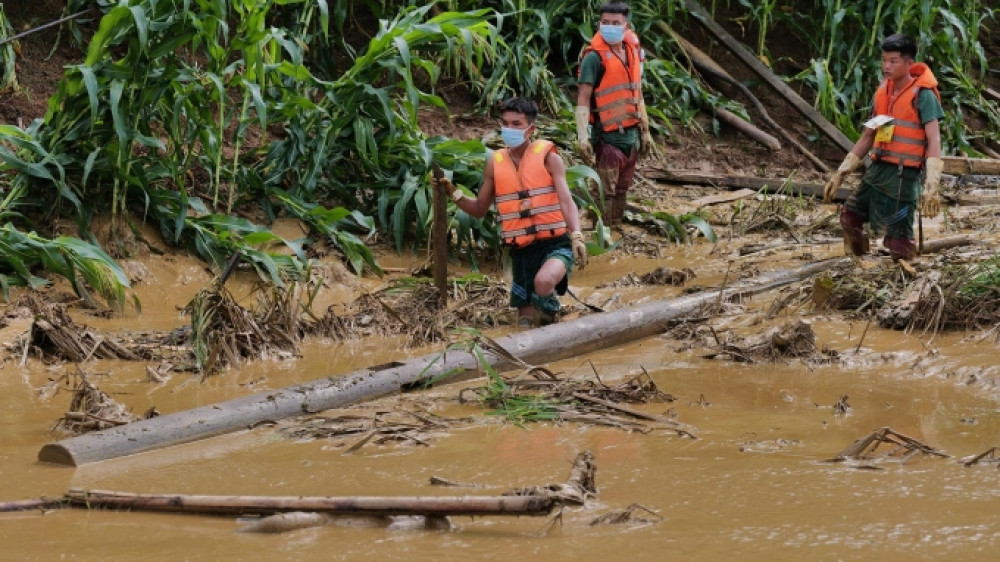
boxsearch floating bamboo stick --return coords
[63,488,554,517]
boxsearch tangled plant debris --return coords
[828,427,949,469]
[702,319,837,364]
[962,447,1000,468]
[50,370,157,435]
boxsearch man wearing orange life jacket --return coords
[575,2,654,228]
[822,33,944,261]
[430,98,587,327]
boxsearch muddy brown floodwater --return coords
[3,216,1000,561]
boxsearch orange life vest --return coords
[580,30,643,133]
[493,140,567,248]
[870,62,941,168]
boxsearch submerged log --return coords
[64,488,554,517]
[0,498,66,513]
[39,258,849,466]
[237,511,331,533]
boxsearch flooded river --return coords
[2,238,1000,561]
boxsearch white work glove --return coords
[575,106,594,165]
[570,230,588,270]
[921,156,943,218]
[822,152,863,203]
[430,175,462,202]
[639,111,654,159]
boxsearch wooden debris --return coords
[0,498,66,513]
[63,488,554,517]
[187,282,300,375]
[703,320,835,364]
[432,162,449,307]
[429,476,483,488]
[53,371,149,435]
[280,410,462,452]
[590,503,663,525]
[599,266,695,288]
[962,447,1000,468]
[828,427,949,468]
[504,451,597,506]
[647,169,831,200]
[24,295,139,362]
[305,277,511,346]
[833,395,851,416]
[690,188,757,209]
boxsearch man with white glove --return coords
[832,33,945,260]
[432,97,586,327]
[920,156,943,218]
[576,2,650,228]
[822,152,862,204]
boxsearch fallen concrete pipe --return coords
[38,258,847,466]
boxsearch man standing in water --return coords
[822,33,944,260]
[575,1,655,228]
[431,97,587,327]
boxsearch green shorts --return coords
[845,164,921,239]
[509,235,573,309]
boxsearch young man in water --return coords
[431,97,587,327]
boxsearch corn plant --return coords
[0,1,500,290]
[0,223,130,313]
[0,5,17,93]
[745,0,999,153]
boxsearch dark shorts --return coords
[509,235,573,309]
[844,165,921,240]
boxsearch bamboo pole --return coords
[64,488,553,517]
[39,258,848,466]
[431,163,448,307]
[0,498,66,513]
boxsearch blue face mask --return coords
[599,24,625,45]
[501,126,528,148]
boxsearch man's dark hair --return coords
[600,2,630,17]
[881,33,917,59]
[500,97,539,123]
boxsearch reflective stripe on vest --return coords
[870,62,941,169]
[493,140,567,247]
[581,31,643,133]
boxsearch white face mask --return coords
[599,23,625,44]
[500,126,528,148]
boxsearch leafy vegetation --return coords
[733,0,1000,152]
[0,0,997,310]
